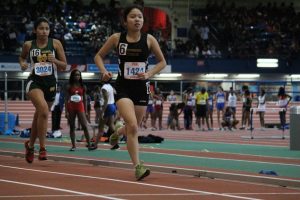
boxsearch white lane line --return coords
[225,193,300,195]
[169,139,289,148]
[103,147,298,167]
[0,164,262,200]
[138,150,300,167]
[0,194,84,198]
[0,193,207,198]
[100,193,209,196]
[0,179,125,200]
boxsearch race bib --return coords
[277,99,288,107]
[99,99,104,106]
[217,97,225,103]
[257,104,266,111]
[124,62,146,79]
[34,62,52,76]
[70,94,82,103]
[199,100,206,105]
[155,100,162,105]
[187,101,193,106]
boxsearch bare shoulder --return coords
[147,33,155,40]
[146,34,158,48]
[110,33,121,43]
[147,34,157,43]
[23,41,32,49]
[104,33,121,49]
[20,41,32,58]
[53,38,63,48]
[111,33,121,39]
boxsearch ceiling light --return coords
[81,72,95,78]
[257,58,278,68]
[290,74,300,78]
[203,74,228,78]
[236,74,260,78]
[156,73,182,77]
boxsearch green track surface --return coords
[1,136,300,178]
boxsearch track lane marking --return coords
[0,179,124,200]
[0,194,84,198]
[0,164,261,200]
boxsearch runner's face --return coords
[74,72,81,81]
[126,8,144,31]
[35,22,50,39]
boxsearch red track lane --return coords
[1,156,300,200]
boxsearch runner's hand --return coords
[136,72,149,80]
[101,71,113,82]
[20,62,28,71]
[47,53,56,63]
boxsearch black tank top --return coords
[116,32,150,82]
[29,38,56,81]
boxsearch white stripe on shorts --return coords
[25,80,33,94]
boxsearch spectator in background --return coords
[167,102,184,131]
[183,87,194,130]
[195,87,209,131]
[152,88,164,130]
[216,86,225,130]
[207,89,214,130]
[243,89,252,130]
[166,89,178,129]
[227,87,237,128]
[239,85,249,130]
[221,107,239,131]
[86,90,92,123]
[65,69,92,151]
[64,29,73,41]
[90,78,117,150]
[167,90,177,103]
[93,85,104,125]
[277,87,292,130]
[141,94,154,130]
[77,90,92,131]
[51,85,64,136]
[256,88,266,131]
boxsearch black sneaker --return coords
[110,144,120,150]
[89,143,98,151]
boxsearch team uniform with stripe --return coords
[25,38,57,102]
[115,32,150,106]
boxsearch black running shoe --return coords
[110,144,120,150]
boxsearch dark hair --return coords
[122,4,144,23]
[242,85,249,91]
[34,17,50,29]
[261,88,265,96]
[278,87,285,96]
[201,87,206,93]
[69,69,83,86]
[186,87,193,93]
[245,89,250,96]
